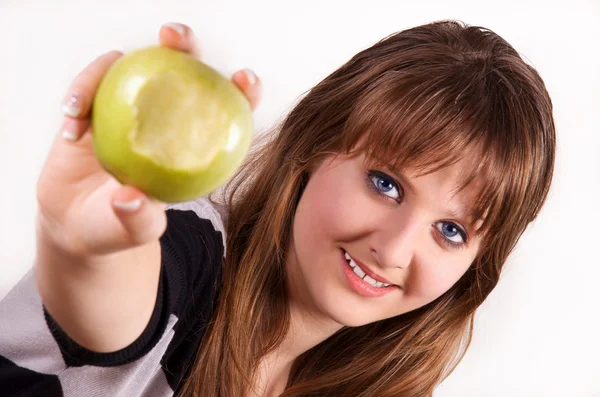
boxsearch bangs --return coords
[340,68,519,237]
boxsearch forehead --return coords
[404,156,483,195]
[408,159,483,213]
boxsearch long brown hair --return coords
[180,20,555,396]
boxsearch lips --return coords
[340,249,399,298]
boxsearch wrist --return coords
[35,211,123,271]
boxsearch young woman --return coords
[0,19,555,397]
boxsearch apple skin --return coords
[91,46,253,203]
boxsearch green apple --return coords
[92,46,253,203]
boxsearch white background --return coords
[1,1,599,396]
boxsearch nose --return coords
[370,215,422,270]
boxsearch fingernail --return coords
[62,128,79,142]
[162,22,186,36]
[61,93,84,118]
[243,68,257,85]
[113,198,143,212]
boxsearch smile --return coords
[343,251,393,288]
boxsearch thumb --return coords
[111,186,167,246]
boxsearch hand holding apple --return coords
[36,23,261,257]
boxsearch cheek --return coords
[294,167,367,243]
[406,253,473,303]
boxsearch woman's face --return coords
[287,153,482,327]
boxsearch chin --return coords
[313,286,387,328]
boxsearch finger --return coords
[61,51,123,120]
[159,22,202,59]
[232,69,262,111]
[60,117,90,143]
[111,186,167,246]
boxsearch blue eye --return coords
[435,221,467,247]
[367,170,401,200]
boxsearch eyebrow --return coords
[446,207,477,224]
[384,164,420,196]
[391,168,417,195]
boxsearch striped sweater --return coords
[0,198,226,396]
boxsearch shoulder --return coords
[167,197,227,236]
[160,197,227,310]
[165,197,228,252]
[158,197,228,391]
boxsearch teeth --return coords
[363,275,378,287]
[352,261,366,278]
[344,251,392,288]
